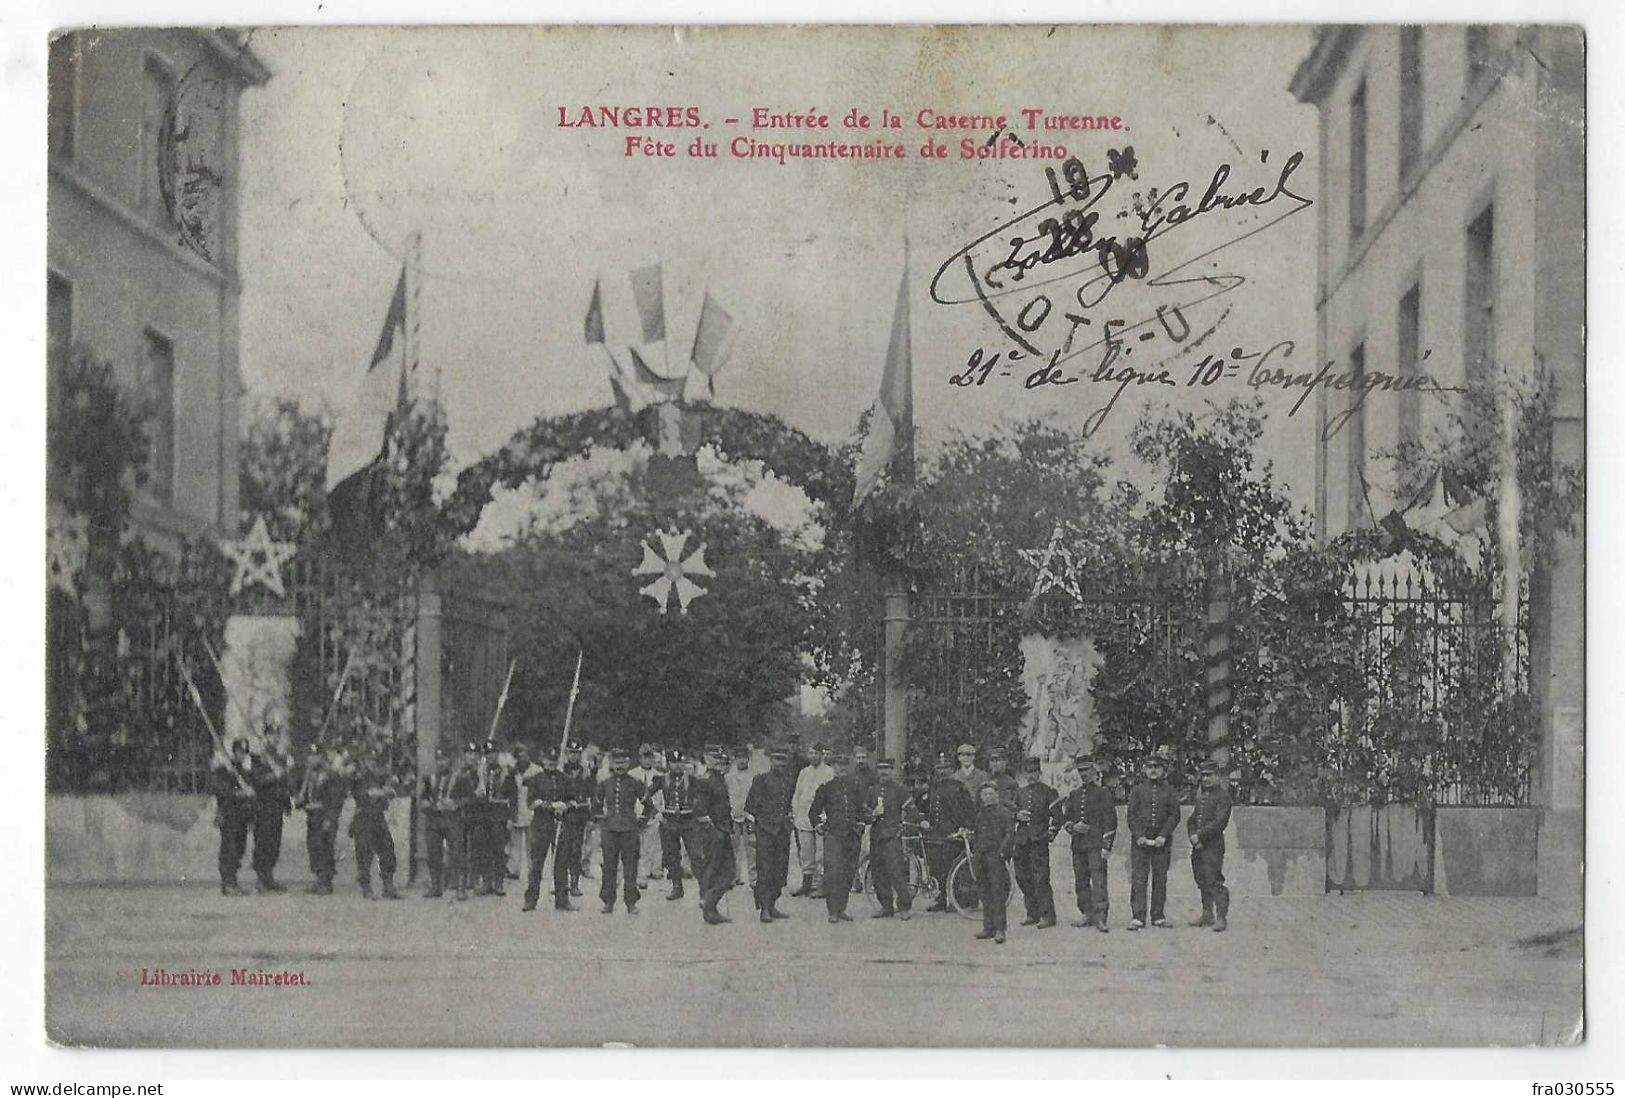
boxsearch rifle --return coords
[201,637,257,745]
[556,648,583,769]
[487,657,517,744]
[296,651,358,807]
[179,656,251,797]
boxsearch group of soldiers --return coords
[210,733,1235,943]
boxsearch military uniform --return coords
[1126,757,1181,928]
[744,749,797,921]
[350,760,403,899]
[299,755,348,895]
[694,749,736,924]
[972,795,1016,941]
[522,762,582,910]
[249,751,291,892]
[658,760,708,900]
[210,744,258,895]
[986,750,1019,808]
[866,760,914,918]
[1060,755,1118,929]
[809,762,865,921]
[470,745,511,896]
[1011,758,1058,928]
[1188,762,1233,931]
[422,748,478,898]
[924,761,975,911]
[594,755,647,912]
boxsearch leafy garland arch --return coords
[441,402,856,544]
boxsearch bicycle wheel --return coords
[948,855,983,920]
[857,855,884,911]
[906,851,932,899]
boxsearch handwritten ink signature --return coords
[931,145,1314,433]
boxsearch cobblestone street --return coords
[45,882,1583,1048]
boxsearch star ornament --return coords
[222,515,296,598]
[633,529,715,615]
[1018,523,1082,604]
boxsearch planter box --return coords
[1326,803,1435,892]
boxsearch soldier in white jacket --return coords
[790,742,833,897]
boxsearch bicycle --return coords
[858,827,1011,921]
[857,826,934,912]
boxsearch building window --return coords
[1397,283,1422,469]
[1465,204,1495,434]
[48,34,78,160]
[1349,78,1368,241]
[1466,25,1491,87]
[141,56,177,223]
[1399,27,1423,180]
[1346,342,1367,530]
[142,329,175,503]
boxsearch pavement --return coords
[45,875,1583,1049]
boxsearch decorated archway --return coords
[438,399,859,755]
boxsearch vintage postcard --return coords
[42,23,1584,1048]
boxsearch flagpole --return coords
[404,230,427,407]
[882,235,912,764]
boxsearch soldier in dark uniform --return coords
[211,737,258,896]
[1188,759,1233,932]
[350,754,404,900]
[593,747,648,914]
[924,754,974,912]
[866,757,914,920]
[1060,753,1118,931]
[469,740,510,896]
[1011,756,1059,928]
[248,732,292,893]
[809,752,864,924]
[694,745,735,925]
[522,749,582,912]
[422,742,478,900]
[971,781,1015,943]
[297,745,349,895]
[659,750,707,901]
[744,745,797,923]
[557,745,593,902]
[987,747,1019,808]
[1127,751,1181,929]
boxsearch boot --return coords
[381,875,403,900]
[359,880,375,900]
[1037,915,1057,929]
[521,900,537,912]
[769,906,790,920]
[791,872,813,897]
[667,882,685,901]
[316,881,334,896]
[556,897,576,912]
[1212,894,1229,933]
[1190,903,1214,928]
